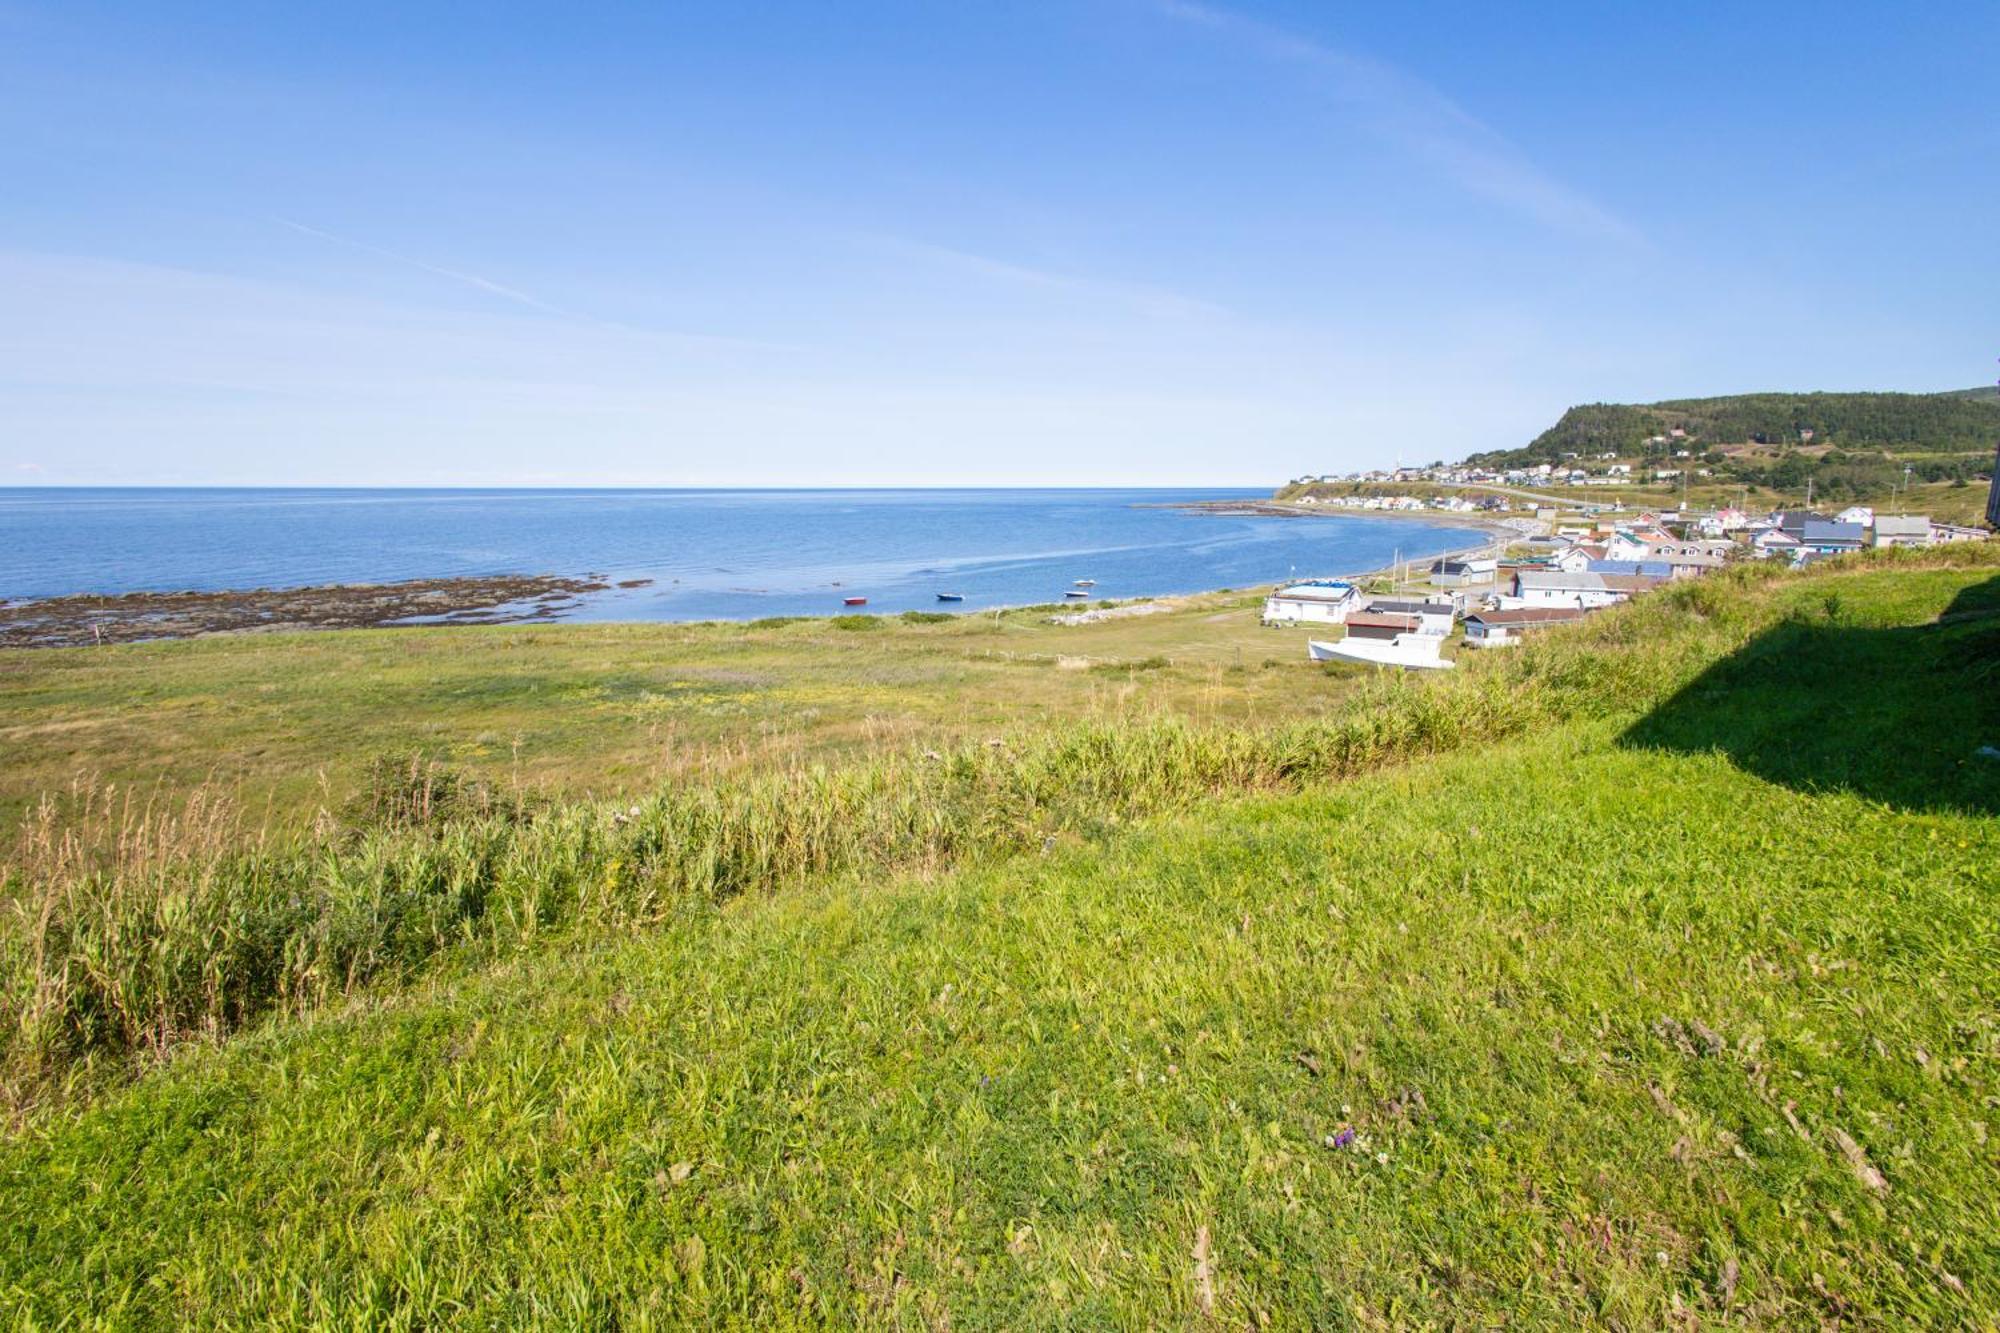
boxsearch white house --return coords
[1512,569,1644,610]
[1835,505,1875,528]
[1870,515,1931,548]
[1461,607,1585,648]
[1428,556,1497,588]
[1746,527,1802,559]
[1262,580,1360,625]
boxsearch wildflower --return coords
[1375,1152,1389,1166]
[1326,1127,1356,1150]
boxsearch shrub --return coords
[343,752,480,830]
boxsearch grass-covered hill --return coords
[2,548,1997,1326]
[1470,388,1999,468]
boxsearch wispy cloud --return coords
[862,234,1239,322]
[276,218,574,315]
[1157,0,1643,246]
[275,218,801,352]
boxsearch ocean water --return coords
[0,488,1488,621]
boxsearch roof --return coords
[1464,608,1585,628]
[1516,570,1607,591]
[1598,573,1664,592]
[1586,559,1674,578]
[1366,599,1454,617]
[1344,612,1420,631]
[1873,515,1930,537]
[1270,582,1357,602]
[1801,521,1866,544]
[1777,510,1831,532]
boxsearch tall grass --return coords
[0,548,1984,1102]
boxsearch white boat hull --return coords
[1307,638,1455,670]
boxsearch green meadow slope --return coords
[2,551,1997,1327]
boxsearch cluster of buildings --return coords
[1701,506,1985,565]
[1286,492,1498,515]
[1297,452,1707,492]
[1263,500,1990,666]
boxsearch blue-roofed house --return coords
[1799,520,1866,554]
[1585,559,1673,579]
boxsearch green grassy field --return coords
[0,591,1328,832]
[2,550,1997,1326]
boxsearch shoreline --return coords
[1171,497,1537,579]
[0,504,1529,648]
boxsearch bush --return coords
[343,753,480,830]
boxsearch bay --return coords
[0,487,1489,620]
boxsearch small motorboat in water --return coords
[1072,578,1096,587]
[1064,589,1091,599]
[935,592,965,602]
[843,597,868,607]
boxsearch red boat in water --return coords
[842,596,868,606]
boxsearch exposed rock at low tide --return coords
[0,574,616,649]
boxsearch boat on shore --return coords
[842,596,868,607]
[935,592,964,602]
[1308,611,1456,671]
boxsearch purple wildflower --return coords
[1332,1127,1356,1150]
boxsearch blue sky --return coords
[2,1,1995,486]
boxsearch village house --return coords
[1340,611,1422,643]
[1799,520,1866,555]
[1427,556,1498,588]
[1651,550,1724,579]
[1262,580,1360,626]
[1835,505,1875,527]
[1510,569,1654,610]
[1694,507,1749,536]
[1775,510,1832,537]
[1870,515,1932,549]
[1746,526,1802,559]
[1363,597,1456,636]
[1461,607,1585,648]
[1585,558,1674,580]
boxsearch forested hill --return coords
[1468,388,1999,466]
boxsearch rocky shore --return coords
[0,573,642,649]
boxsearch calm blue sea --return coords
[0,488,1487,621]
